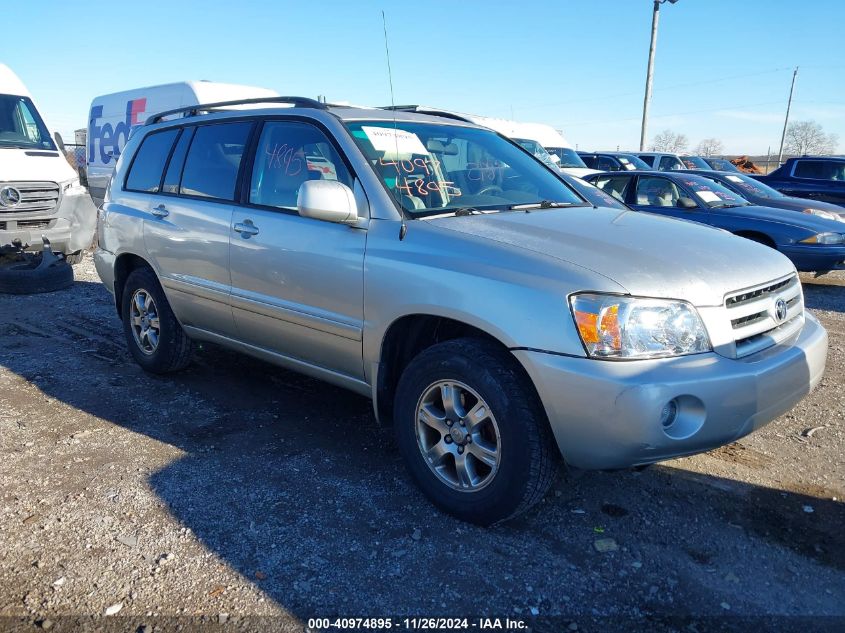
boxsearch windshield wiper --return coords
[508,200,581,211]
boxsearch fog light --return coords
[660,399,679,428]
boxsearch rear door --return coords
[228,118,367,380]
[142,120,254,337]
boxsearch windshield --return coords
[546,147,589,169]
[0,95,56,150]
[346,121,585,216]
[705,157,739,172]
[681,156,711,169]
[616,154,650,170]
[512,138,560,170]
[719,173,784,199]
[678,175,750,208]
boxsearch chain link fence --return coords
[61,143,88,186]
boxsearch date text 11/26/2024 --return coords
[307,617,529,630]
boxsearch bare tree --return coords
[784,120,839,156]
[694,138,724,157]
[650,129,689,153]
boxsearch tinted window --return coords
[596,156,618,171]
[180,122,252,200]
[794,160,845,181]
[250,121,352,209]
[659,156,685,171]
[162,127,194,194]
[125,129,179,192]
[580,154,597,169]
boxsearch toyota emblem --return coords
[0,185,21,207]
[774,298,788,322]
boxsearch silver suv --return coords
[94,97,828,524]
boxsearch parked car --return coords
[686,169,845,221]
[703,157,740,172]
[578,152,650,172]
[0,64,96,263]
[95,98,827,524]
[585,170,845,272]
[680,155,712,170]
[753,156,845,207]
[558,170,630,210]
[633,152,687,171]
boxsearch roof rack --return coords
[380,105,473,123]
[145,96,327,125]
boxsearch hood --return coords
[559,167,600,178]
[768,196,845,219]
[718,204,845,233]
[429,207,795,307]
[0,148,76,182]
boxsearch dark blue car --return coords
[584,170,845,273]
[754,156,845,207]
[686,169,845,221]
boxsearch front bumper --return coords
[0,191,97,254]
[780,244,845,272]
[515,313,828,470]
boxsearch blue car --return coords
[584,170,845,273]
[754,156,845,207]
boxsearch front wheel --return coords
[121,267,193,374]
[393,338,559,525]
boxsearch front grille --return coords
[0,181,60,214]
[725,274,804,357]
[16,219,54,229]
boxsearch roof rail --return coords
[380,105,473,123]
[145,96,328,125]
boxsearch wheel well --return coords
[113,254,153,317]
[376,315,509,425]
[734,231,776,249]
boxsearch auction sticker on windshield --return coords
[726,175,744,183]
[362,126,428,156]
[696,190,722,203]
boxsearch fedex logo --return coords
[89,98,147,165]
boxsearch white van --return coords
[0,64,96,261]
[87,81,278,206]
[384,106,598,178]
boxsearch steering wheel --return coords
[477,185,504,196]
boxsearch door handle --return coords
[233,220,259,237]
[151,204,169,218]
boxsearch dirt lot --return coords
[1,254,843,632]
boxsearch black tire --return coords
[121,267,193,374]
[394,337,559,525]
[65,251,85,265]
[0,257,73,294]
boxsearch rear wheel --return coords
[121,267,193,373]
[393,338,559,525]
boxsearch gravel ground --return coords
[0,253,843,632]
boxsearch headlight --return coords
[570,294,711,360]
[802,208,842,222]
[799,232,845,245]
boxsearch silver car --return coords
[94,98,828,525]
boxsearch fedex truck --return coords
[87,81,278,206]
[0,64,96,261]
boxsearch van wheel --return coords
[121,267,193,374]
[393,338,559,525]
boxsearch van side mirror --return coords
[677,196,698,209]
[297,180,359,225]
[53,132,65,151]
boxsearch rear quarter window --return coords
[125,129,180,192]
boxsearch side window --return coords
[593,175,631,202]
[125,129,179,192]
[580,155,596,169]
[659,156,684,171]
[637,155,655,167]
[636,176,681,206]
[162,127,195,194]
[596,156,617,171]
[793,160,845,181]
[249,121,352,210]
[180,122,252,201]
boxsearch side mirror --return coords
[677,196,698,209]
[297,180,359,225]
[54,132,65,151]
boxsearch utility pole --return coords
[777,67,798,166]
[640,0,678,151]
